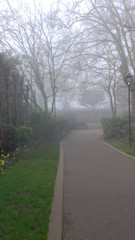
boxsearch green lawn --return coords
[87,123,102,129]
[0,145,59,240]
[110,141,135,157]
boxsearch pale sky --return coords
[1,0,59,11]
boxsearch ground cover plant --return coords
[101,116,135,157]
[0,144,59,240]
[110,141,135,157]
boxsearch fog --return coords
[1,2,135,239]
[0,0,134,124]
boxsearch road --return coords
[62,129,135,240]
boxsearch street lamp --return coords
[125,71,133,147]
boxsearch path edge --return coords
[47,141,63,240]
[104,140,135,161]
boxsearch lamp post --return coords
[125,71,133,147]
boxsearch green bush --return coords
[29,112,71,143]
[102,116,135,142]
[29,112,53,142]
[17,126,32,147]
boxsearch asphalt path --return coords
[62,129,135,240]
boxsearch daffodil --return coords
[1,160,4,165]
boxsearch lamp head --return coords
[125,71,133,86]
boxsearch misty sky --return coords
[1,0,65,10]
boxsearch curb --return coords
[104,141,135,161]
[47,141,64,240]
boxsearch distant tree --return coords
[79,88,105,109]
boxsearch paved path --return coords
[62,129,135,240]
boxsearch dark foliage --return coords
[102,116,135,142]
[29,112,72,143]
[0,53,27,126]
[0,126,17,153]
[17,126,32,147]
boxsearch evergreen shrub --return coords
[29,112,72,143]
[17,126,32,147]
[101,116,135,141]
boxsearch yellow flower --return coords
[1,160,4,165]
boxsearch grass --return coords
[110,140,135,157]
[87,123,102,129]
[0,144,59,240]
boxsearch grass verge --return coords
[110,141,135,157]
[0,144,59,240]
[87,123,102,129]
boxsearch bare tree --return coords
[64,0,135,114]
[0,0,76,116]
